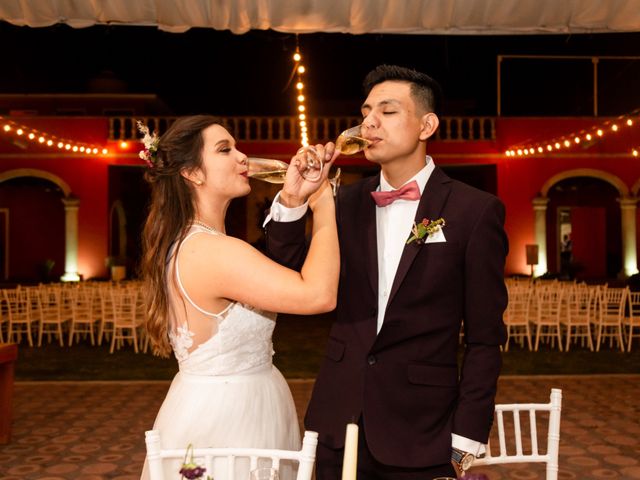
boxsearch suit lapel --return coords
[387,167,452,305]
[362,175,380,297]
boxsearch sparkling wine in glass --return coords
[300,124,371,181]
[247,157,341,195]
[246,158,289,184]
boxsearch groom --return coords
[266,65,508,479]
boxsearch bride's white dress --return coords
[141,225,300,480]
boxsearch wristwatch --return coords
[451,447,475,474]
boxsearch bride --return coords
[139,115,339,479]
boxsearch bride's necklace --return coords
[193,220,218,232]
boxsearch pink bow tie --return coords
[370,180,421,207]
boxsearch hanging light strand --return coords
[0,116,108,155]
[292,40,309,147]
[504,109,640,158]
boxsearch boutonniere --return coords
[406,217,446,245]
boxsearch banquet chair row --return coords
[503,283,636,352]
[0,282,149,353]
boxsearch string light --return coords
[292,42,309,147]
[0,116,108,156]
[504,109,640,158]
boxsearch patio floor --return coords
[1,374,639,479]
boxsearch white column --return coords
[619,196,639,277]
[61,196,81,282]
[532,196,550,277]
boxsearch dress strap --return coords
[174,226,235,320]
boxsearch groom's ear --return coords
[419,113,439,141]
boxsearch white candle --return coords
[341,423,359,480]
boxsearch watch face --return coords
[461,454,474,470]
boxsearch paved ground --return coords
[0,375,639,479]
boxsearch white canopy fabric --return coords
[2,0,640,34]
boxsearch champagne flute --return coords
[247,158,342,196]
[299,124,371,181]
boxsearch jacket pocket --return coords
[325,337,345,362]
[407,363,458,387]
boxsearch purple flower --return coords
[179,465,207,479]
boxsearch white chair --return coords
[592,286,626,351]
[623,291,640,352]
[110,287,139,353]
[4,287,36,346]
[532,287,563,351]
[473,388,562,480]
[561,285,594,351]
[503,286,533,350]
[145,430,318,480]
[68,286,98,346]
[37,286,66,346]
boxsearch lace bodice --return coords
[167,224,277,376]
[169,303,276,376]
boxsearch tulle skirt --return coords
[140,364,300,480]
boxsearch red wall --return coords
[1,116,638,281]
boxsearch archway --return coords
[0,169,80,282]
[534,169,636,279]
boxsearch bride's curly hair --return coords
[140,115,222,357]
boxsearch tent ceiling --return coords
[2,0,640,35]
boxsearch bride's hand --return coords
[280,142,338,207]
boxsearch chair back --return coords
[474,388,562,480]
[145,430,318,480]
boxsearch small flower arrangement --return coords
[406,217,446,245]
[137,120,159,168]
[179,444,212,480]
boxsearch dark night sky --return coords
[1,21,639,117]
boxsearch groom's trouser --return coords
[315,418,457,480]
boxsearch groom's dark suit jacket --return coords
[266,166,508,468]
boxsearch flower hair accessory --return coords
[137,120,159,168]
[406,217,446,245]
